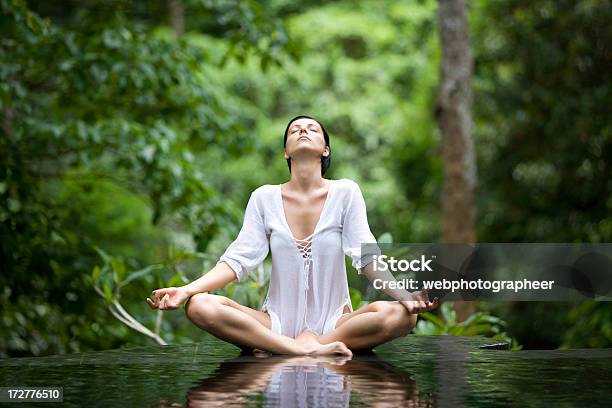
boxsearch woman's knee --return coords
[369,301,396,314]
[394,312,417,337]
[367,302,399,334]
[185,293,225,328]
[377,302,417,337]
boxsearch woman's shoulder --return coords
[333,178,358,187]
[332,178,360,194]
[249,183,278,202]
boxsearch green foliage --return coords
[0,0,293,356]
[471,0,612,243]
[562,302,612,349]
[349,287,368,310]
[87,245,219,345]
[470,0,612,349]
[1,0,609,356]
[217,264,270,309]
[414,302,523,351]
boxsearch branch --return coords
[112,300,167,345]
[93,285,167,345]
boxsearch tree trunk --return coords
[168,0,185,37]
[435,0,477,322]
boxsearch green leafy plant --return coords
[88,245,216,345]
[217,263,270,309]
[413,302,522,350]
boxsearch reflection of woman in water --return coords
[147,115,439,356]
[184,355,434,408]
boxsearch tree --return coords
[435,0,477,321]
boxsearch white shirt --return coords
[216,178,380,338]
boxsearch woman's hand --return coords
[146,287,191,310]
[399,289,440,314]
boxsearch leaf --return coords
[480,315,507,326]
[440,302,456,325]
[103,282,113,302]
[414,320,438,335]
[110,257,126,282]
[457,312,486,326]
[92,265,101,283]
[462,324,493,336]
[349,287,362,309]
[94,246,110,263]
[120,265,161,287]
[166,271,186,288]
[420,311,445,328]
[377,232,393,244]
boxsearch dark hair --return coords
[283,115,332,176]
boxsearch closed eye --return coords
[291,129,316,133]
[290,126,319,133]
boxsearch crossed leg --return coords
[316,301,418,350]
[185,293,418,355]
[185,293,352,356]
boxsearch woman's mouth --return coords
[298,136,311,141]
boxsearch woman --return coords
[147,115,439,356]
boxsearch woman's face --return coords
[284,118,329,162]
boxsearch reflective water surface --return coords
[1,335,610,407]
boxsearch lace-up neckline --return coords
[294,232,314,261]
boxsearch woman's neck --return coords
[286,158,326,193]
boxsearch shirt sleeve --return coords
[341,181,381,274]
[217,189,270,281]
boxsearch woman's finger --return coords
[162,294,170,309]
[425,299,438,311]
[149,296,161,309]
[146,298,156,309]
[152,289,169,298]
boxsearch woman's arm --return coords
[182,261,237,296]
[147,261,237,310]
[149,189,269,310]
[359,261,414,300]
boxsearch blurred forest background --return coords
[1,0,610,357]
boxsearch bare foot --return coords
[309,341,353,357]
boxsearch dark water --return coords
[1,335,610,407]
